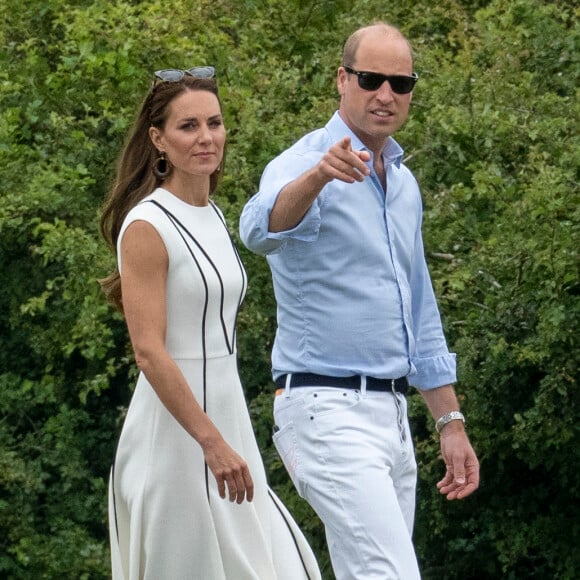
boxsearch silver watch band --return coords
[435,410,465,433]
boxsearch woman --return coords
[100,66,321,580]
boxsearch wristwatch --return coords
[435,411,465,433]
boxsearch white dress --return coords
[108,188,321,580]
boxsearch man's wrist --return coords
[435,410,465,433]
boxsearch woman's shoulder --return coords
[118,190,168,244]
[123,188,166,222]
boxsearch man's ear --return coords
[337,66,348,97]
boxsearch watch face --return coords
[436,411,465,433]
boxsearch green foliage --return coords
[401,1,579,578]
[0,0,578,577]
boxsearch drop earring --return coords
[153,151,172,180]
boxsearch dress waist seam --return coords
[171,352,237,361]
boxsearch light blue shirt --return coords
[239,112,456,390]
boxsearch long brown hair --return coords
[99,76,224,312]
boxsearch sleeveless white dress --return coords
[108,188,320,580]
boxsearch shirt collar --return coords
[326,111,404,169]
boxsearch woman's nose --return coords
[198,124,212,142]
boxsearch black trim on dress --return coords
[145,199,246,505]
[268,489,313,579]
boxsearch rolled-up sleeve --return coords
[408,213,457,390]
[239,150,324,256]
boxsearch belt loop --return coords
[284,373,292,398]
[360,375,367,398]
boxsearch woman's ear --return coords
[149,126,163,150]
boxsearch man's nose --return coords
[375,80,395,101]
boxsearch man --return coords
[240,22,479,579]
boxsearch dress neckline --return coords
[156,187,213,210]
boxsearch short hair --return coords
[342,22,412,67]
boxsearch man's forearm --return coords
[419,384,465,433]
[268,166,329,233]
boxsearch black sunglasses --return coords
[343,66,418,94]
[153,66,215,84]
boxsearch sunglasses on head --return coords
[153,66,216,84]
[343,66,418,94]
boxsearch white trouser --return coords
[273,381,421,580]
